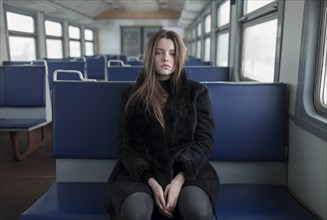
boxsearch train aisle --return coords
[0,124,55,220]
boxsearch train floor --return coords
[0,123,55,220]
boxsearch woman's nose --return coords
[163,54,168,61]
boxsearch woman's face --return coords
[154,38,176,80]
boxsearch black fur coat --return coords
[107,72,219,218]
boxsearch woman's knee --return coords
[120,192,154,220]
[178,186,213,220]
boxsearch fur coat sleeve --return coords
[116,86,152,181]
[170,83,215,181]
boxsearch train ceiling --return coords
[4,0,210,27]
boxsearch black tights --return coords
[119,186,213,220]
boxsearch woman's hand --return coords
[163,172,185,216]
[148,178,173,218]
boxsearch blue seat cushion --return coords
[0,119,46,129]
[19,183,110,220]
[217,184,318,220]
[19,183,318,220]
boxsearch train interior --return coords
[0,0,326,220]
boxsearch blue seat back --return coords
[47,60,85,89]
[185,57,211,66]
[106,55,128,64]
[107,66,229,82]
[52,81,131,158]
[108,66,143,81]
[0,66,46,107]
[185,66,229,81]
[85,56,106,80]
[2,61,31,65]
[208,82,287,161]
[52,81,287,162]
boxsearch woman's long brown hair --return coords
[125,30,187,128]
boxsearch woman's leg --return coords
[120,192,154,220]
[178,185,213,220]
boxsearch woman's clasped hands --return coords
[148,172,185,218]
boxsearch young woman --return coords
[107,29,219,220]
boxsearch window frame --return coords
[84,28,95,56]
[68,24,82,57]
[295,0,327,141]
[203,12,212,62]
[4,6,38,61]
[314,1,327,117]
[44,19,64,59]
[215,0,231,67]
[235,0,284,82]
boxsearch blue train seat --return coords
[107,66,143,81]
[0,65,52,160]
[85,56,107,80]
[46,60,86,89]
[185,66,229,81]
[107,66,229,81]
[19,81,319,219]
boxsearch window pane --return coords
[192,28,196,40]
[69,26,81,39]
[46,39,63,59]
[84,29,94,41]
[9,36,35,61]
[218,0,230,27]
[192,42,196,57]
[245,0,274,14]
[69,40,81,57]
[197,22,202,37]
[204,15,211,33]
[45,20,62,37]
[216,33,229,66]
[197,40,201,59]
[85,42,94,56]
[7,12,34,33]
[242,19,277,82]
[319,19,327,107]
[204,37,211,62]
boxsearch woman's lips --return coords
[161,64,170,69]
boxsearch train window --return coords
[197,22,202,37]
[204,14,211,33]
[242,19,277,82]
[7,12,34,33]
[204,13,212,62]
[84,29,94,56]
[45,20,62,37]
[216,0,230,67]
[192,28,196,40]
[315,3,327,116]
[46,39,63,59]
[197,40,201,59]
[69,41,81,57]
[6,12,36,61]
[204,37,211,62]
[296,0,327,140]
[68,25,81,57]
[84,29,93,41]
[191,41,196,57]
[69,26,81,39]
[237,0,283,82]
[217,0,230,27]
[45,20,63,59]
[244,0,274,14]
[216,32,229,67]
